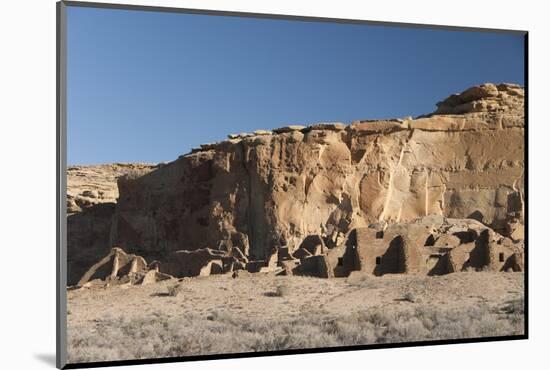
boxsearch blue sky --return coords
[67,6,524,165]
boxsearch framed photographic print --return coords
[57,1,527,368]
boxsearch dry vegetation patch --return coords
[67,272,524,364]
[68,298,523,363]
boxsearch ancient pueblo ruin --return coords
[67,83,525,362]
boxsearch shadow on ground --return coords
[34,353,56,367]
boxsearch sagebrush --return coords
[68,298,524,363]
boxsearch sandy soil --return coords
[67,271,524,364]
[68,271,523,322]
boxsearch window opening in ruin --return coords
[376,231,384,239]
[425,234,436,246]
[376,256,381,265]
[337,257,344,267]
[499,253,505,262]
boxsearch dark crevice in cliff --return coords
[239,141,256,260]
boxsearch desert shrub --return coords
[264,284,290,297]
[166,283,183,297]
[68,297,525,363]
[500,297,525,326]
[275,284,290,297]
[346,272,371,286]
[403,292,416,303]
[501,297,524,315]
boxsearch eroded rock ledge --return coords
[67,83,525,286]
[67,163,157,214]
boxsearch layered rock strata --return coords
[67,163,157,285]
[67,83,525,285]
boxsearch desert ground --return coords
[67,271,524,364]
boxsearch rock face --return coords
[67,163,157,285]
[433,83,524,115]
[67,83,525,284]
[67,163,156,214]
[112,84,524,256]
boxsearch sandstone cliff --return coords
[67,83,525,285]
[67,163,156,284]
[67,163,156,214]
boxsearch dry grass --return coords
[68,297,524,364]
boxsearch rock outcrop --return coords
[67,163,156,214]
[67,163,157,285]
[432,83,524,115]
[67,83,525,285]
